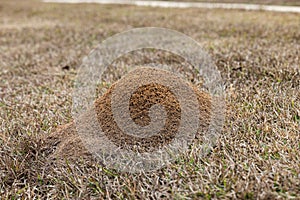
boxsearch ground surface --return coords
[0,0,299,199]
[164,0,300,6]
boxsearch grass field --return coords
[163,0,300,6]
[0,0,300,199]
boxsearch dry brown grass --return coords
[0,0,299,199]
[164,0,300,6]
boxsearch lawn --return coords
[0,0,299,199]
[163,0,300,6]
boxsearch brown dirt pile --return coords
[43,67,211,162]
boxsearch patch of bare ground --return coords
[44,67,211,160]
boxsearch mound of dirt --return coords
[43,67,212,162]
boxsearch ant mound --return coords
[43,67,212,163]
